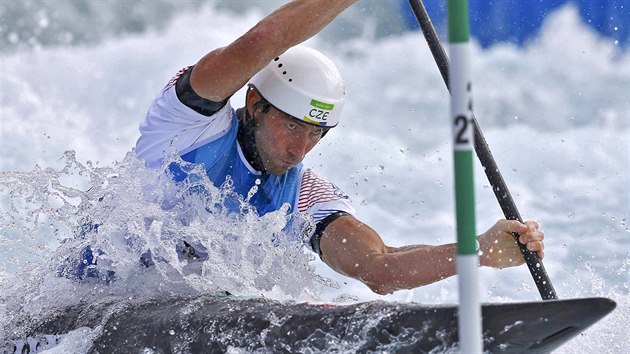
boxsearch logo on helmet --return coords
[304,99,335,126]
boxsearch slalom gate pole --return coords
[447,1,482,352]
[408,0,558,301]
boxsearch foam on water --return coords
[1,1,628,352]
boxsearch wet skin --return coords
[252,105,325,175]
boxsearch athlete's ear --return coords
[245,87,262,121]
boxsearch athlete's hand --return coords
[478,219,544,269]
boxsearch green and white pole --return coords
[448,0,482,352]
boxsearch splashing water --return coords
[0,150,327,339]
[0,1,628,352]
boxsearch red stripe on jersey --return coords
[163,66,192,93]
[297,169,347,213]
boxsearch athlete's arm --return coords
[319,216,544,295]
[189,0,358,102]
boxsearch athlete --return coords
[135,0,544,295]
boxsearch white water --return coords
[1,2,628,352]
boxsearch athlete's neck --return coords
[236,107,267,174]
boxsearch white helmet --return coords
[249,46,345,128]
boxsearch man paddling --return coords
[135,0,544,295]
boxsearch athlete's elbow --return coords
[365,281,398,295]
[359,267,406,295]
[247,18,290,50]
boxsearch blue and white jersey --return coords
[136,67,355,228]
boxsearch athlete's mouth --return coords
[280,158,298,167]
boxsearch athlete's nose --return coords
[287,131,310,162]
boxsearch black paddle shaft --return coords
[408,0,557,300]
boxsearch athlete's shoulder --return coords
[164,66,193,93]
[297,168,351,213]
[174,66,230,116]
[136,67,236,165]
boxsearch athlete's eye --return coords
[311,128,324,138]
[286,123,297,130]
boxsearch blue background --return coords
[400,0,629,48]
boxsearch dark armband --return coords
[175,67,229,116]
[310,211,351,258]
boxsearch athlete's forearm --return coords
[320,216,460,295]
[259,0,358,48]
[360,243,459,294]
[191,0,358,101]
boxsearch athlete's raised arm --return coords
[189,0,358,102]
[319,216,544,294]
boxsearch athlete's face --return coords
[253,105,325,176]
